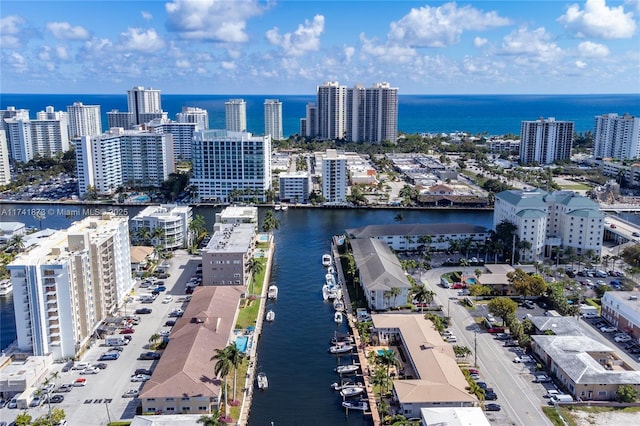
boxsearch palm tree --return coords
[262,210,280,232]
[226,343,244,403]
[376,349,400,391]
[152,226,166,247]
[197,409,225,426]
[211,348,232,417]
[9,234,25,253]
[149,333,161,348]
[371,366,388,399]
[247,258,264,296]
[459,258,469,275]
[136,227,152,245]
[410,285,435,313]
[390,287,402,308]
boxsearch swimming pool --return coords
[466,278,477,285]
[235,336,249,353]
[377,349,393,356]
[257,234,269,243]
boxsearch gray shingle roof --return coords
[346,223,488,239]
[351,238,411,291]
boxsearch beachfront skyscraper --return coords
[7,214,133,358]
[346,82,398,143]
[127,86,162,125]
[264,99,283,140]
[317,81,346,140]
[67,101,102,137]
[107,109,135,130]
[225,99,247,132]
[519,117,574,165]
[302,102,318,138]
[594,113,640,160]
[177,106,209,130]
[4,106,70,162]
[0,130,10,185]
[191,130,271,203]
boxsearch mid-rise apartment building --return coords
[600,160,640,187]
[147,119,198,161]
[75,132,123,197]
[67,102,102,137]
[264,99,283,140]
[519,117,573,165]
[321,149,348,204]
[130,204,192,250]
[107,109,134,130]
[494,189,603,261]
[3,107,70,162]
[191,130,271,203]
[201,222,256,286]
[594,113,640,160]
[225,99,247,132]
[7,214,132,359]
[278,171,310,203]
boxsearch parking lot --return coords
[0,251,201,425]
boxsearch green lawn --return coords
[559,183,591,190]
[235,257,267,329]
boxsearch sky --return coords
[1,0,639,95]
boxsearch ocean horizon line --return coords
[2,92,639,97]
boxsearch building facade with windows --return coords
[264,99,283,140]
[67,102,102,138]
[75,132,123,197]
[191,130,271,203]
[519,117,573,165]
[346,82,398,143]
[317,81,346,140]
[321,149,348,204]
[147,119,198,161]
[594,113,640,160]
[601,292,640,341]
[7,214,132,359]
[200,223,256,287]
[225,99,247,132]
[130,204,193,250]
[0,130,10,185]
[176,106,208,131]
[127,86,162,125]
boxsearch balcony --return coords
[47,306,59,313]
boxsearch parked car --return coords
[165,320,176,327]
[168,309,184,318]
[108,346,124,352]
[73,378,87,387]
[138,351,161,360]
[484,391,498,400]
[494,333,510,340]
[29,396,43,407]
[504,340,519,347]
[134,368,153,376]
[49,394,65,403]
[445,335,458,343]
[122,389,139,398]
[162,296,173,303]
[71,362,90,370]
[523,300,535,309]
[131,374,151,382]
[7,398,18,409]
[93,363,108,370]
[534,374,552,383]
[615,334,632,343]
[120,327,135,334]
[485,403,501,411]
[154,286,166,292]
[513,355,534,363]
[135,308,152,314]
[99,352,120,361]
[54,384,73,393]
[487,327,505,334]
[79,367,99,375]
[600,326,617,333]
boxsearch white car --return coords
[513,355,534,363]
[131,374,151,382]
[79,367,99,375]
[122,389,139,398]
[445,335,458,343]
[614,335,632,343]
[162,296,173,303]
[600,326,617,333]
[443,330,454,337]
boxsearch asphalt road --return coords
[0,251,201,425]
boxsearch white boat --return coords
[340,386,365,398]
[274,204,281,211]
[281,205,288,211]
[322,254,332,267]
[327,286,339,300]
[0,280,13,296]
[325,273,336,286]
[267,284,278,300]
[334,311,343,325]
[327,265,335,275]
[257,372,268,389]
[265,310,275,322]
[331,380,363,391]
[333,299,345,312]
[328,344,354,354]
[322,284,330,301]
[335,364,359,375]
[342,400,368,411]
[331,333,354,345]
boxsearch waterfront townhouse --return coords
[350,238,411,310]
[278,171,310,203]
[201,222,256,287]
[191,130,272,203]
[519,117,573,165]
[321,149,348,204]
[130,204,193,250]
[594,113,640,160]
[346,223,489,253]
[600,292,640,341]
[531,335,640,401]
[7,214,133,359]
[371,314,478,418]
[139,286,242,415]
[494,189,603,261]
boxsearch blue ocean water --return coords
[1,93,638,137]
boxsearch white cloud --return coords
[387,2,511,48]
[474,37,488,48]
[575,60,588,68]
[221,61,236,70]
[46,21,90,40]
[265,15,324,56]
[500,27,563,63]
[343,46,355,62]
[0,15,26,48]
[176,59,190,68]
[141,11,153,21]
[8,52,28,72]
[559,0,636,39]
[56,46,70,60]
[118,28,165,52]
[360,33,417,64]
[165,0,264,43]
[577,41,610,57]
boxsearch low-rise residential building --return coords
[601,292,640,341]
[372,314,477,418]
[600,160,640,187]
[214,206,258,229]
[278,171,310,203]
[419,407,491,426]
[130,246,155,275]
[7,214,133,358]
[139,286,243,415]
[531,335,640,401]
[201,223,256,287]
[130,204,192,250]
[0,355,53,403]
[346,223,488,253]
[0,222,26,244]
[350,238,411,310]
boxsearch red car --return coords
[120,328,135,334]
[488,327,505,333]
[467,368,479,375]
[451,282,466,289]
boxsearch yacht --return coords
[257,372,268,389]
[0,280,12,296]
[334,311,343,325]
[322,254,332,267]
[267,284,278,300]
[265,310,275,322]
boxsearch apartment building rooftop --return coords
[203,223,255,254]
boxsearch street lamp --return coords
[474,331,478,367]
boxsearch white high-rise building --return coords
[317,82,346,140]
[67,102,102,137]
[127,86,162,125]
[347,82,398,143]
[279,171,310,203]
[192,130,271,203]
[147,118,198,161]
[594,113,640,160]
[225,99,247,132]
[130,204,193,250]
[3,117,32,162]
[3,107,70,162]
[264,99,283,140]
[321,149,348,204]
[75,132,123,197]
[177,107,209,130]
[494,189,604,261]
[303,102,317,138]
[519,117,573,165]
[8,214,133,358]
[107,109,134,130]
[117,129,174,187]
[0,130,11,185]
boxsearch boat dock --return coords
[331,236,382,426]
[236,237,275,426]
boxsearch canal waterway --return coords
[1,202,638,424]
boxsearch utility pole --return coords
[474,331,478,367]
